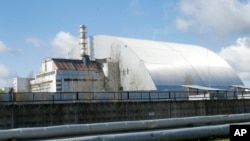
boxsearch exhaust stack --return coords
[79,24,88,65]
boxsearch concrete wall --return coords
[13,77,31,92]
[1,99,250,129]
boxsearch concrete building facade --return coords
[13,77,32,92]
[30,58,105,92]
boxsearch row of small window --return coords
[31,88,51,92]
[56,80,62,91]
[56,88,62,91]
[31,84,50,88]
[56,79,98,82]
[37,71,55,78]
[64,78,97,81]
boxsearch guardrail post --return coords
[60,92,62,101]
[32,93,34,102]
[127,92,130,100]
[76,92,79,101]
[174,92,176,100]
[52,95,54,104]
[149,92,151,102]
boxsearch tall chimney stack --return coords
[79,24,88,65]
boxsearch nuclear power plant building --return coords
[68,35,243,91]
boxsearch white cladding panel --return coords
[69,35,243,90]
[13,78,31,92]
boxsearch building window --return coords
[37,71,55,78]
[56,84,61,87]
[56,88,62,91]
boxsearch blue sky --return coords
[1,0,250,87]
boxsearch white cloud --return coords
[26,37,42,47]
[0,41,19,54]
[51,31,78,58]
[0,64,15,87]
[175,17,194,31]
[219,37,250,83]
[175,0,250,34]
[0,41,7,53]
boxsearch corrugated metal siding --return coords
[52,59,99,71]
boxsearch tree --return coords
[183,73,194,95]
[0,89,5,93]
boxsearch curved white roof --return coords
[69,35,243,90]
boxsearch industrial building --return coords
[69,34,243,91]
[29,58,105,92]
[13,77,33,92]
[27,25,112,93]
[13,25,243,93]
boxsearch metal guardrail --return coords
[0,90,250,104]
